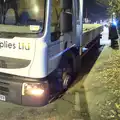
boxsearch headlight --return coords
[113,19,117,26]
[113,21,117,26]
[22,83,47,96]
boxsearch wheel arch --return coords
[60,47,78,73]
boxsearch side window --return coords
[51,0,61,41]
[77,0,79,20]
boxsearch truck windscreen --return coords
[0,0,45,34]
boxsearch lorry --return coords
[0,0,103,106]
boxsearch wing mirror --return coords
[60,12,72,33]
[60,0,72,9]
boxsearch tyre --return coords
[55,57,74,91]
[95,38,100,48]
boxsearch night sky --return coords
[83,0,107,22]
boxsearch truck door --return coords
[48,0,74,74]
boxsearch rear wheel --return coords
[95,38,100,48]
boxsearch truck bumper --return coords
[0,73,49,107]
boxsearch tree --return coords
[97,0,120,18]
[96,0,109,7]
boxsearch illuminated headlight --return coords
[113,19,117,26]
[22,83,46,96]
[113,21,117,26]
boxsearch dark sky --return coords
[83,0,107,22]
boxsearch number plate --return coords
[0,94,6,101]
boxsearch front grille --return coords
[0,81,9,95]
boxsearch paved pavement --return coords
[100,26,110,46]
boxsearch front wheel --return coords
[55,57,74,91]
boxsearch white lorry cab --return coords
[0,0,102,106]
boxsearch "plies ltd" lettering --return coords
[0,41,30,50]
